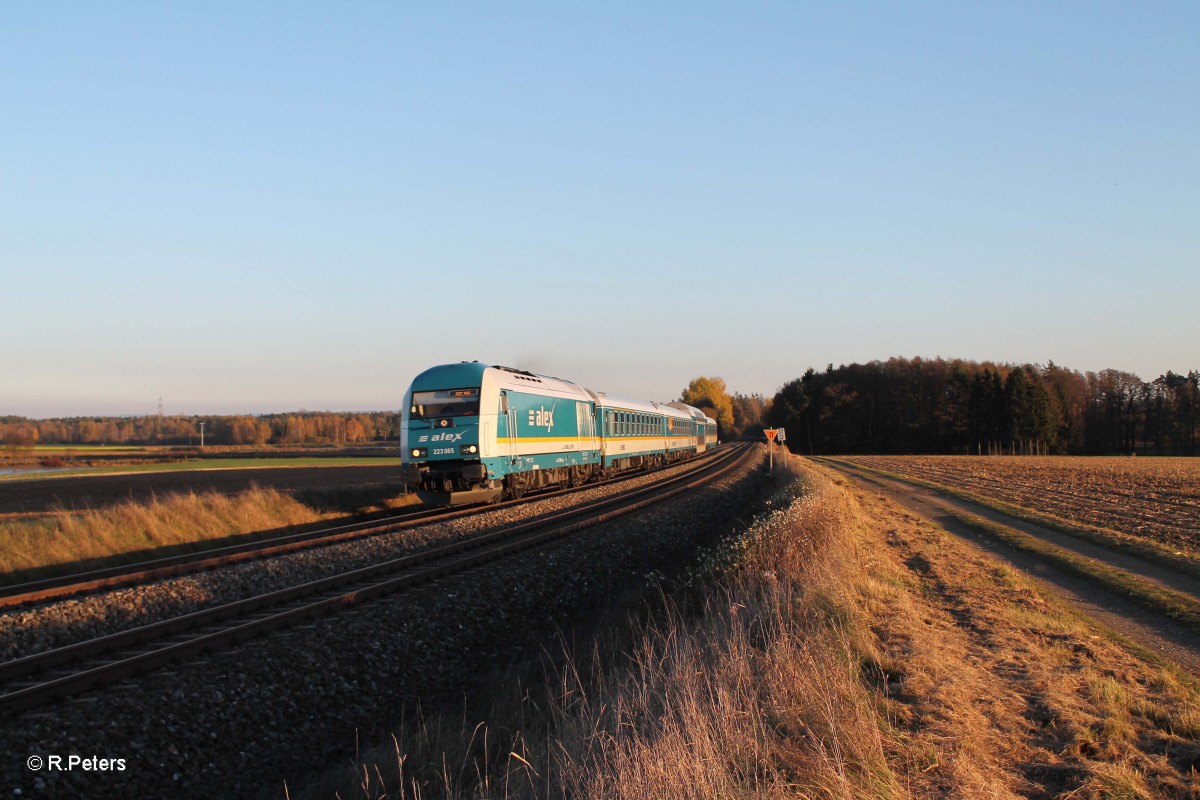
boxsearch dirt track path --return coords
[820,459,1200,675]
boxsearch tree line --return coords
[8,358,1196,456]
[763,358,1199,456]
[0,411,399,449]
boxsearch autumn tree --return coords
[680,376,735,437]
[2,424,38,460]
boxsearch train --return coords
[401,362,719,505]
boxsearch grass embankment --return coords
[316,456,1200,799]
[0,484,415,585]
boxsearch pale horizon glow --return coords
[3,3,1197,418]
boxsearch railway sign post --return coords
[764,428,779,473]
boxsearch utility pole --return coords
[198,421,206,448]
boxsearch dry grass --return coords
[815,460,1200,799]
[548,463,900,800]
[313,456,1200,800]
[0,486,345,584]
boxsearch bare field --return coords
[838,456,1200,556]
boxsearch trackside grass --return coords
[0,485,414,585]
[313,455,1200,800]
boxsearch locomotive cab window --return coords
[411,388,480,419]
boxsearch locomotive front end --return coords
[401,363,502,505]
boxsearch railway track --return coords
[0,447,729,610]
[0,443,752,714]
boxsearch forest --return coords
[764,358,1199,456]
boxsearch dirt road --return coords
[821,459,1200,674]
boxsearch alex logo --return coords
[417,432,465,443]
[528,406,555,432]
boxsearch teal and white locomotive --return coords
[401,362,718,504]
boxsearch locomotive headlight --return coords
[411,448,427,458]
[461,444,478,455]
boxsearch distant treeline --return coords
[0,411,398,449]
[765,358,1199,456]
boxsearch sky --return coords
[3,1,1197,417]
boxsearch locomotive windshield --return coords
[411,388,481,419]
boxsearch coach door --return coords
[577,402,596,459]
[501,391,518,465]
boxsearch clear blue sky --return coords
[3,2,1197,417]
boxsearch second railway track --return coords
[1,443,753,715]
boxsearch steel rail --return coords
[0,444,752,715]
[0,447,728,609]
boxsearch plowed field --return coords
[838,456,1200,555]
